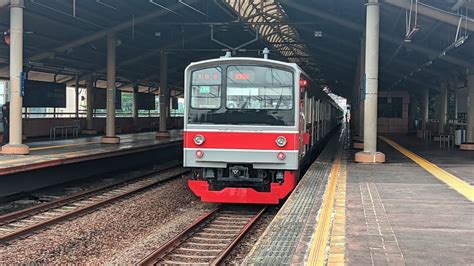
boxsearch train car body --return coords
[183,56,342,204]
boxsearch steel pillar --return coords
[355,0,385,163]
[2,0,29,155]
[421,89,429,131]
[460,67,474,150]
[101,34,120,144]
[439,81,448,134]
[156,51,170,138]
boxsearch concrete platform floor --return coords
[245,129,473,265]
[346,136,473,265]
[386,135,474,184]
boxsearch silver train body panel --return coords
[184,148,299,170]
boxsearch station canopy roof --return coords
[0,0,473,99]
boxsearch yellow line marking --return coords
[328,154,347,265]
[379,136,474,202]
[30,142,95,151]
[307,152,342,266]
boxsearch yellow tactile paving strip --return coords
[30,142,95,151]
[307,151,342,265]
[328,153,347,265]
[379,136,474,202]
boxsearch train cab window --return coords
[188,65,295,126]
[226,66,293,110]
[190,67,222,109]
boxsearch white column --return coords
[355,0,385,163]
[358,36,366,143]
[157,51,170,138]
[352,55,361,136]
[439,82,448,134]
[101,34,120,143]
[85,78,94,131]
[466,68,474,143]
[74,75,79,118]
[82,77,98,135]
[409,93,417,131]
[453,78,458,121]
[421,89,429,130]
[132,86,139,127]
[2,0,29,155]
[461,67,474,150]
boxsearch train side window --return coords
[190,67,222,109]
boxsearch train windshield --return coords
[188,65,295,126]
[226,66,293,110]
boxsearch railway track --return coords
[0,163,187,243]
[138,206,266,265]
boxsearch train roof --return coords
[186,56,299,70]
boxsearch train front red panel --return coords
[188,171,297,204]
[184,131,299,150]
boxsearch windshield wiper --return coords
[275,88,285,111]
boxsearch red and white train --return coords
[183,56,342,204]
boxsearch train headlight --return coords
[193,134,205,145]
[275,136,287,147]
[277,152,286,160]
[195,150,204,158]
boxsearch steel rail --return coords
[0,163,187,243]
[138,206,267,265]
[137,209,220,265]
[0,161,180,225]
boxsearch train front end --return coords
[183,58,302,204]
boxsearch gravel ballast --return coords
[0,175,216,264]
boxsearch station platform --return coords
[0,130,183,175]
[383,135,473,185]
[245,128,474,265]
[0,131,183,198]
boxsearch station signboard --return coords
[23,80,66,108]
[137,93,156,110]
